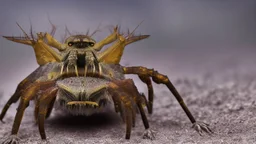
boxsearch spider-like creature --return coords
[0,22,212,143]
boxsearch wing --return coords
[3,34,61,65]
[98,34,150,64]
[3,23,62,65]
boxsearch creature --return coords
[0,22,212,143]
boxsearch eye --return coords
[89,42,94,47]
[68,42,74,46]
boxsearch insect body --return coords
[0,23,212,143]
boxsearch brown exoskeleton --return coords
[0,22,212,143]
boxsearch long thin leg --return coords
[107,79,139,139]
[37,87,58,139]
[124,106,133,139]
[2,80,55,144]
[136,94,156,139]
[138,75,154,114]
[137,94,149,130]
[108,79,156,139]
[123,66,212,134]
[11,81,55,135]
[123,66,196,123]
[0,78,31,122]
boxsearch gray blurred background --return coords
[1,1,256,143]
[0,0,256,98]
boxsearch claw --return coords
[143,128,156,140]
[60,63,64,74]
[192,121,213,136]
[75,65,79,76]
[66,64,79,76]
[84,64,88,77]
[66,65,69,73]
[2,135,20,144]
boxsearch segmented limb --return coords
[44,20,66,51]
[107,79,139,139]
[92,26,118,51]
[123,66,213,134]
[37,87,58,139]
[11,81,55,135]
[98,33,150,64]
[34,89,57,123]
[2,80,55,144]
[2,80,56,144]
[0,78,31,122]
[137,93,156,140]
[45,33,66,51]
[138,75,154,114]
[107,79,153,139]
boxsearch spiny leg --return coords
[3,81,55,143]
[37,87,58,139]
[123,66,213,134]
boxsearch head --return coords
[64,35,96,49]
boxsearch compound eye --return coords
[89,42,94,47]
[68,42,74,47]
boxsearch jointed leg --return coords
[3,81,55,143]
[138,75,154,114]
[123,66,212,134]
[34,89,57,123]
[37,87,58,139]
[108,81,135,139]
[11,81,55,135]
[107,79,155,139]
[137,93,156,140]
[0,78,31,122]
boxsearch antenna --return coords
[126,20,144,38]
[16,22,30,40]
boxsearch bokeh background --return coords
[0,0,256,97]
[0,0,256,98]
[1,1,256,143]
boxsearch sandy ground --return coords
[1,50,256,144]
